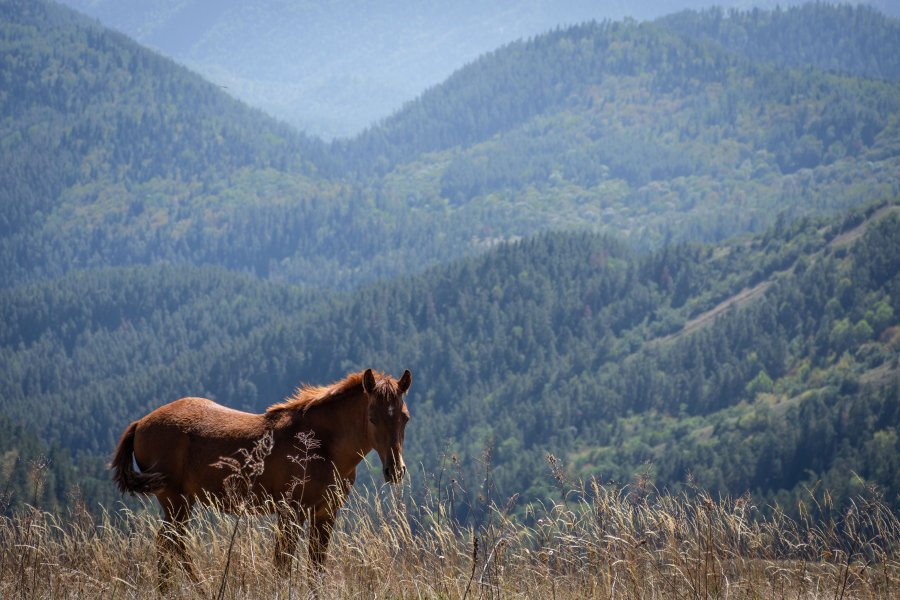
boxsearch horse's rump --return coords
[110,420,167,495]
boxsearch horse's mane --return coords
[267,370,383,414]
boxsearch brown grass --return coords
[1,474,897,599]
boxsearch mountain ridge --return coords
[56,0,900,138]
[659,3,900,82]
[4,1,900,290]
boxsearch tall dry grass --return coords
[1,471,897,599]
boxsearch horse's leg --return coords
[305,469,356,578]
[308,468,356,571]
[156,494,198,589]
[307,510,336,579]
[274,504,306,574]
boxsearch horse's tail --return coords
[110,421,166,495]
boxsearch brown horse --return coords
[110,368,411,585]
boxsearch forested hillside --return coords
[338,10,900,172]
[4,2,900,290]
[1,2,899,517]
[660,3,900,81]
[339,14,900,249]
[3,201,899,515]
[61,0,879,139]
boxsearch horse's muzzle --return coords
[384,463,406,484]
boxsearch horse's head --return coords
[362,368,411,483]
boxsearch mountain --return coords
[341,16,900,170]
[3,198,898,514]
[2,2,900,515]
[60,0,897,140]
[1,1,467,290]
[335,10,900,249]
[0,0,343,283]
[659,3,900,81]
[4,2,900,290]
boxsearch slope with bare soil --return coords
[654,203,900,346]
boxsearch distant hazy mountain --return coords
[56,0,898,139]
[660,2,900,81]
[5,2,899,288]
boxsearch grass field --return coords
[2,471,897,599]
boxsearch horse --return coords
[110,368,411,587]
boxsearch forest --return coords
[3,2,900,288]
[1,1,899,521]
[3,201,898,517]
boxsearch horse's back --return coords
[138,396,261,435]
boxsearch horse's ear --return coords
[362,368,376,394]
[398,369,412,394]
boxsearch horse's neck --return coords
[296,388,371,471]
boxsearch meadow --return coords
[2,466,897,599]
